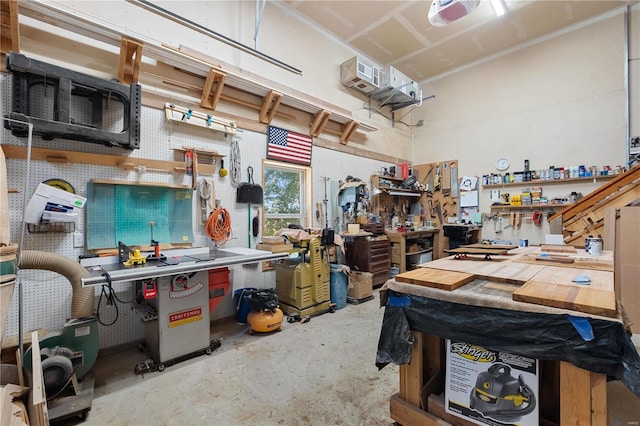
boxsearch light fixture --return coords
[490,0,505,17]
[428,0,481,27]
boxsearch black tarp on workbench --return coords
[376,290,640,397]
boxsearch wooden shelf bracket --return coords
[340,120,359,145]
[0,0,20,56]
[310,110,331,137]
[118,36,143,85]
[200,69,226,110]
[259,90,283,124]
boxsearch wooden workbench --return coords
[386,229,440,273]
[379,246,638,425]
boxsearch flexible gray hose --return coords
[229,137,242,188]
[18,250,94,318]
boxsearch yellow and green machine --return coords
[275,237,331,317]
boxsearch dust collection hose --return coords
[18,250,94,318]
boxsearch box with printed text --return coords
[445,340,539,426]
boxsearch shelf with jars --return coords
[483,174,616,189]
[482,163,622,189]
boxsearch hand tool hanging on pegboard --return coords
[450,163,459,198]
[229,137,242,188]
[192,151,198,190]
[252,207,260,238]
[198,178,215,223]
[219,159,228,178]
[532,210,543,226]
[184,147,198,190]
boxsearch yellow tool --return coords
[124,248,146,266]
[119,241,147,266]
[219,159,228,177]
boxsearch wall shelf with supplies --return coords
[1,145,218,175]
[483,175,616,189]
[490,204,570,211]
[371,175,423,196]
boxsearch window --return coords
[262,160,312,236]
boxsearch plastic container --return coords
[390,267,400,279]
[208,267,230,313]
[329,264,348,310]
[233,287,257,323]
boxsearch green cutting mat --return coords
[87,182,194,250]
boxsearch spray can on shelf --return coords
[185,150,194,176]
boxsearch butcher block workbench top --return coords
[392,245,615,317]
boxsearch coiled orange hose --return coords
[206,207,232,244]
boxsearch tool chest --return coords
[345,237,391,287]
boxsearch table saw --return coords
[80,247,287,372]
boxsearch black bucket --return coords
[233,288,257,323]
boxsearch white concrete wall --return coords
[410,10,637,244]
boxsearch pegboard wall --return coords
[1,71,390,351]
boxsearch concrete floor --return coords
[62,291,399,426]
[53,290,640,426]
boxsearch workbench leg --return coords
[560,361,608,425]
[400,237,407,273]
[399,331,423,407]
[393,332,450,426]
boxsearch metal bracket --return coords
[4,52,141,149]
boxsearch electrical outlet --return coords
[73,231,84,248]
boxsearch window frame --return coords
[261,159,312,236]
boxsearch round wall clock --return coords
[495,157,510,171]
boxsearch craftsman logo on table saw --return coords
[168,308,202,327]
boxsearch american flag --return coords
[266,126,312,166]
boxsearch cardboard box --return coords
[615,207,640,333]
[348,271,373,300]
[24,183,86,223]
[445,340,539,426]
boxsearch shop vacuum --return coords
[469,363,536,422]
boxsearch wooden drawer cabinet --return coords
[345,237,391,286]
[391,246,401,264]
[386,229,439,273]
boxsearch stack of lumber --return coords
[27,332,48,426]
[540,244,576,253]
[255,237,292,253]
[394,267,475,291]
[548,164,640,246]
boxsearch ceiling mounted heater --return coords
[428,0,480,26]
